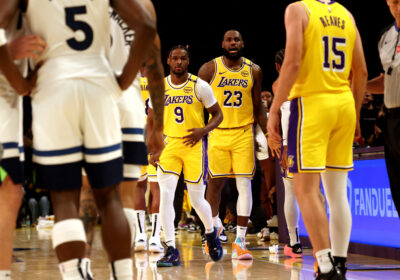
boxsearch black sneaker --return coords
[157,246,181,267]
[333,257,347,277]
[202,235,207,246]
[315,266,345,280]
[205,229,224,262]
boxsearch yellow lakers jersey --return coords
[289,0,356,99]
[163,74,205,137]
[140,76,150,116]
[210,57,254,128]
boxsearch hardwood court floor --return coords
[11,227,400,279]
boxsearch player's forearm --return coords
[203,109,223,135]
[0,45,29,94]
[146,109,154,143]
[146,44,164,131]
[352,70,368,121]
[254,106,267,134]
[366,74,384,94]
[270,63,299,114]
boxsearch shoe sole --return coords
[157,260,181,267]
[149,245,164,253]
[135,244,147,252]
[231,250,253,260]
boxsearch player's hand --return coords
[8,35,46,60]
[183,128,206,147]
[280,145,288,169]
[354,121,362,142]
[267,111,282,158]
[148,129,164,167]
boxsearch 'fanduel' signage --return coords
[298,159,400,248]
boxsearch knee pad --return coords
[52,219,87,249]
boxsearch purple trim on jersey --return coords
[202,137,208,184]
[288,98,300,174]
[158,164,180,177]
[315,0,335,4]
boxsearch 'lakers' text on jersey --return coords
[210,57,254,128]
[289,0,356,99]
[163,74,205,137]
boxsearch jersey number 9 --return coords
[174,107,184,124]
[65,6,94,51]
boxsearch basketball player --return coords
[198,30,267,260]
[0,1,159,279]
[134,70,164,253]
[267,0,367,278]
[78,0,165,276]
[109,0,165,255]
[157,45,224,266]
[0,13,45,278]
[271,49,302,258]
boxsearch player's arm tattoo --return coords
[145,42,164,130]
[252,64,267,133]
[198,61,215,83]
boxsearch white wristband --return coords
[0,29,7,47]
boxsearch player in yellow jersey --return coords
[157,45,224,267]
[267,1,367,279]
[198,30,267,260]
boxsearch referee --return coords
[366,0,400,216]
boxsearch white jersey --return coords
[108,8,141,89]
[0,12,27,96]
[26,0,115,88]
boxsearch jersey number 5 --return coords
[65,6,93,51]
[322,36,346,72]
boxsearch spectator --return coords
[360,92,378,146]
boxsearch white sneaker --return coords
[270,232,279,240]
[267,215,278,227]
[256,227,270,241]
[135,233,148,251]
[148,237,164,253]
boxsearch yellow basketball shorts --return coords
[139,158,157,182]
[208,124,255,178]
[158,136,206,184]
[287,92,355,173]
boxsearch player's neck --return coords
[222,56,243,70]
[318,0,331,3]
[170,72,189,85]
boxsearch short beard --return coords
[222,48,243,61]
[171,69,186,77]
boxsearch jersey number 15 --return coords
[322,36,346,72]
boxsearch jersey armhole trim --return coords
[193,77,202,103]
[209,59,218,85]
[299,1,311,15]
